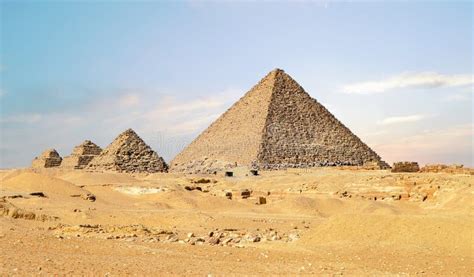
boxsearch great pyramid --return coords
[87,129,168,173]
[171,69,389,173]
[61,140,102,169]
[32,149,62,168]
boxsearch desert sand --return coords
[1,167,472,275]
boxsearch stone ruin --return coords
[31,149,62,168]
[420,164,473,175]
[61,140,102,169]
[391,162,420,173]
[171,68,389,173]
[87,128,168,173]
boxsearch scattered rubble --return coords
[51,224,301,247]
[420,164,473,174]
[0,198,58,221]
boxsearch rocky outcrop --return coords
[171,69,389,173]
[31,149,62,168]
[87,129,168,173]
[391,162,420,173]
[61,140,102,169]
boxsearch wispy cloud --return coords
[373,124,473,166]
[118,93,140,108]
[0,113,43,124]
[342,72,474,94]
[377,114,428,126]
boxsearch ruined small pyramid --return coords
[61,140,102,169]
[171,69,388,172]
[32,149,62,168]
[87,129,168,173]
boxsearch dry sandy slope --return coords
[0,167,472,275]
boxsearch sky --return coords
[0,1,472,168]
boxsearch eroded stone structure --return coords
[87,129,168,173]
[61,140,102,169]
[391,162,420,173]
[31,149,62,168]
[171,69,389,173]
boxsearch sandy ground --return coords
[0,167,472,276]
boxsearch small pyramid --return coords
[32,149,62,168]
[171,69,388,172]
[87,129,168,173]
[61,140,102,169]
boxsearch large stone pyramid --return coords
[87,129,168,173]
[171,69,388,172]
[61,140,102,169]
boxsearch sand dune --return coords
[1,168,472,275]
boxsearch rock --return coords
[192,178,212,184]
[257,196,266,205]
[82,194,96,202]
[165,235,178,242]
[246,235,261,243]
[208,237,220,245]
[288,233,300,241]
[240,189,251,199]
[222,238,233,245]
[29,192,46,198]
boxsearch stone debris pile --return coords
[171,69,389,173]
[61,140,102,169]
[171,158,235,174]
[420,164,473,174]
[51,224,301,247]
[87,128,168,173]
[391,162,420,173]
[31,149,62,168]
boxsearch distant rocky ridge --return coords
[31,149,62,168]
[61,140,102,169]
[87,129,168,173]
[171,69,389,173]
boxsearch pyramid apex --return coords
[120,128,138,136]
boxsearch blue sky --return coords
[0,1,472,168]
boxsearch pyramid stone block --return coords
[32,149,62,168]
[87,129,168,173]
[61,140,102,169]
[171,69,388,173]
